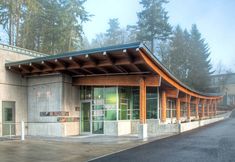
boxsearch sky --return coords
[83,0,235,72]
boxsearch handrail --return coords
[0,43,48,58]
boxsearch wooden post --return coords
[187,102,191,120]
[215,100,217,116]
[211,101,214,116]
[207,102,210,117]
[202,100,205,118]
[176,98,181,122]
[161,91,167,123]
[187,96,191,120]
[139,78,146,124]
[195,98,199,119]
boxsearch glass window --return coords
[190,103,196,116]
[132,87,139,119]
[104,87,117,120]
[166,99,176,118]
[180,102,187,117]
[5,108,13,121]
[80,86,92,100]
[146,87,158,119]
[118,87,131,120]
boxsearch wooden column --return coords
[187,102,191,120]
[211,101,214,116]
[202,100,205,118]
[187,96,191,120]
[139,78,146,124]
[161,91,167,122]
[195,98,199,119]
[215,100,217,116]
[207,102,210,117]
[176,98,181,122]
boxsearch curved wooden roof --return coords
[5,42,222,100]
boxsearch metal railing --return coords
[0,43,48,58]
[0,121,25,141]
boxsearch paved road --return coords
[91,111,235,162]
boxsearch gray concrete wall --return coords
[104,121,118,136]
[62,75,80,136]
[27,74,80,137]
[0,48,34,136]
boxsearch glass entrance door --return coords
[2,101,15,136]
[81,102,91,133]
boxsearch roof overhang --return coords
[5,42,222,100]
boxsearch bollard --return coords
[9,124,12,139]
[21,120,25,141]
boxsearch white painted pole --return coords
[21,120,25,141]
[9,124,12,139]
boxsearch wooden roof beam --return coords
[41,61,55,71]
[165,88,179,98]
[79,68,93,74]
[125,49,141,72]
[68,56,81,67]
[73,75,160,87]
[103,51,114,65]
[54,59,66,69]
[179,94,191,103]
[30,62,42,71]
[18,64,31,73]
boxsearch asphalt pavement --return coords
[91,111,235,162]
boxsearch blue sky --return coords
[83,0,235,71]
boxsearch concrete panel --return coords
[118,120,131,135]
[104,121,118,136]
[28,123,64,137]
[131,120,139,134]
[180,122,200,132]
[27,75,63,123]
[147,119,178,136]
[64,122,79,136]
[138,123,147,139]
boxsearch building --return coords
[1,42,222,138]
[209,73,235,106]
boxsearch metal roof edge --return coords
[139,43,222,98]
[5,42,142,66]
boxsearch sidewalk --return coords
[0,133,173,162]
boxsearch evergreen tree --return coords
[186,24,213,91]
[136,0,172,53]
[0,0,91,54]
[163,25,213,92]
[166,26,191,83]
[90,18,137,48]
[105,18,122,45]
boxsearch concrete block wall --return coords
[0,48,34,136]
